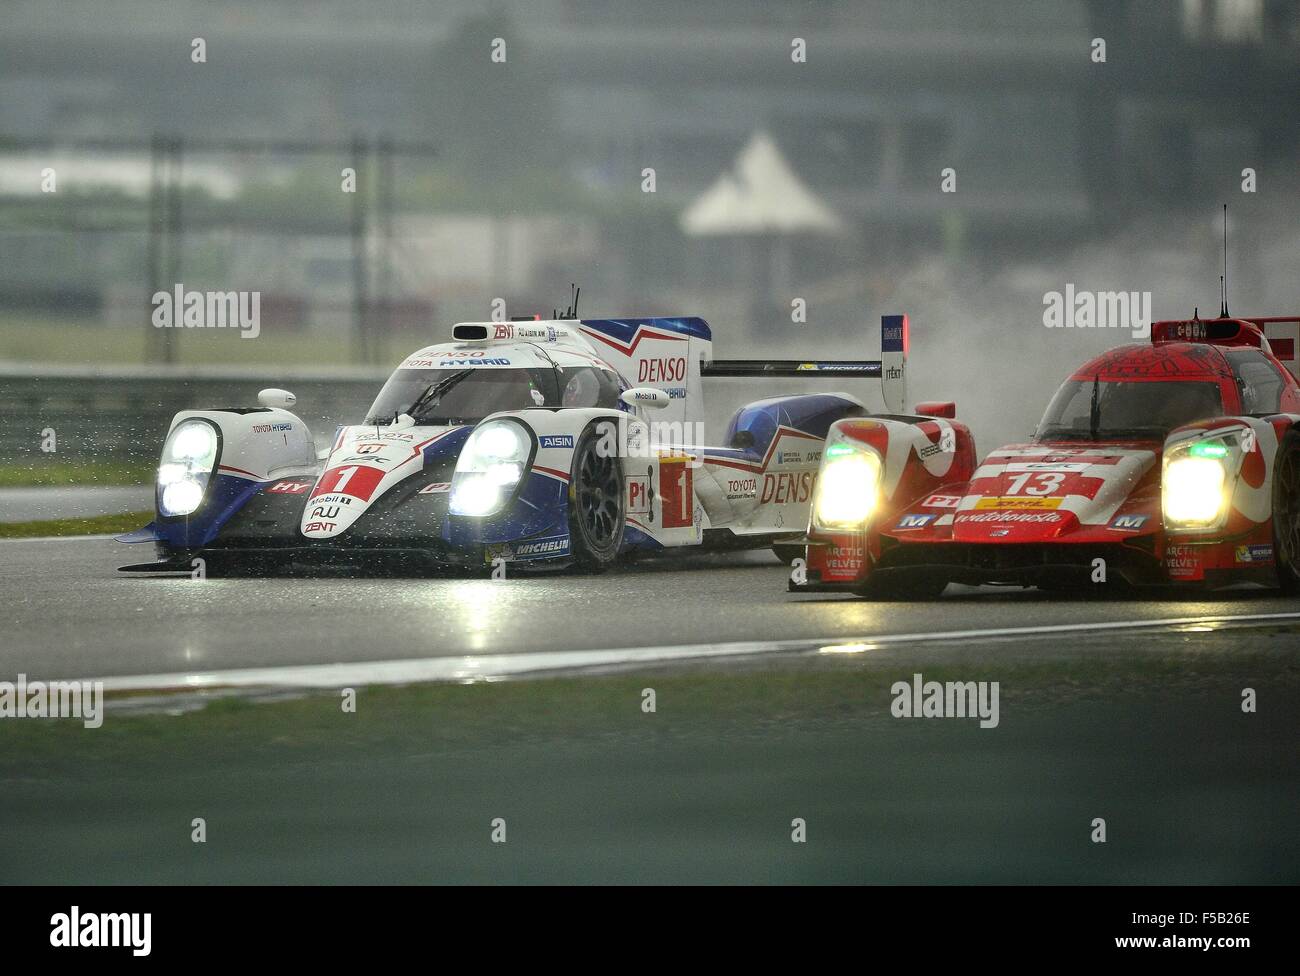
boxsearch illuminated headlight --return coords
[812,444,882,531]
[1162,447,1229,528]
[450,420,532,517]
[157,419,219,516]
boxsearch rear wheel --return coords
[1272,430,1300,594]
[568,424,625,571]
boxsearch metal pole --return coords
[144,135,163,364]
[377,136,395,365]
[162,136,183,365]
[350,135,368,365]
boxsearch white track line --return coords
[98,610,1300,692]
[0,533,120,543]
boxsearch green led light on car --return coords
[1187,441,1229,459]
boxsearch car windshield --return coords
[365,367,561,425]
[1036,378,1224,442]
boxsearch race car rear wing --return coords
[1248,317,1300,379]
[701,313,909,413]
[1151,315,1300,380]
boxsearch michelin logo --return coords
[510,535,571,559]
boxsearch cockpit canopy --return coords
[1035,377,1224,442]
[365,362,624,426]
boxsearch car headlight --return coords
[1163,441,1231,529]
[812,443,882,531]
[157,419,220,516]
[450,420,533,517]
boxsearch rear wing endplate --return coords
[701,313,909,413]
[1247,317,1300,379]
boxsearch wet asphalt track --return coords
[4,536,1300,681]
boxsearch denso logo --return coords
[638,357,686,384]
[761,472,815,505]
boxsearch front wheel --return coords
[567,424,626,571]
[1272,430,1300,594]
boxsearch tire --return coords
[772,543,804,565]
[567,423,625,570]
[1272,430,1300,594]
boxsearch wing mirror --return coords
[915,401,956,419]
[258,388,297,410]
[620,387,671,410]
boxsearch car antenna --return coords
[1089,372,1101,441]
[1219,203,1229,318]
[554,283,580,320]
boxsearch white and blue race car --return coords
[119,311,912,573]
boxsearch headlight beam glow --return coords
[812,447,882,531]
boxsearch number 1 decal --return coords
[659,459,693,529]
[312,464,384,501]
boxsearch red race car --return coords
[794,314,1300,597]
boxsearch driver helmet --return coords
[562,369,600,408]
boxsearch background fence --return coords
[0,366,387,469]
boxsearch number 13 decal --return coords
[1006,472,1066,495]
